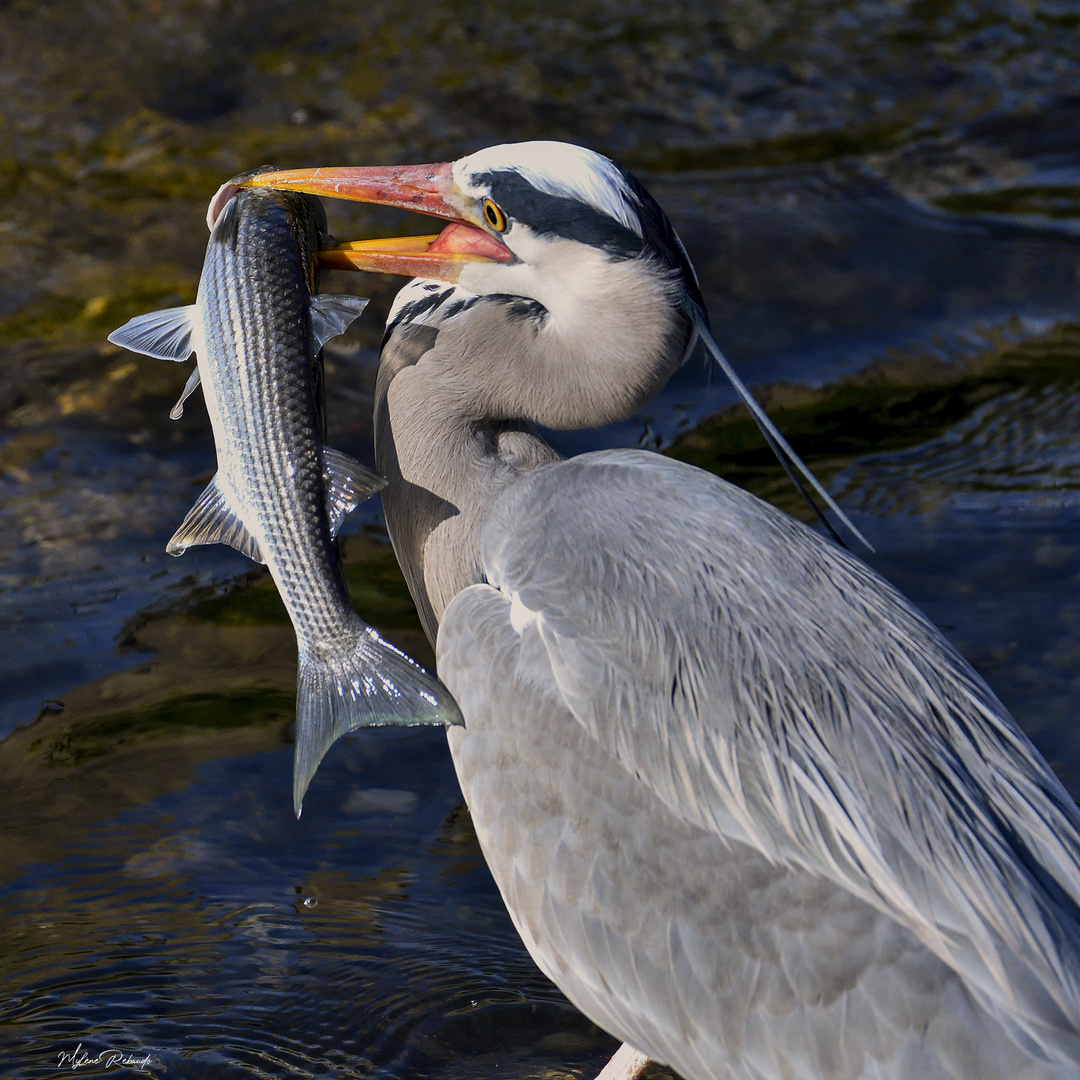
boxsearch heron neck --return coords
[374,325,560,645]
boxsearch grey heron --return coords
[243,143,1080,1080]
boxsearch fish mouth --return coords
[237,164,514,282]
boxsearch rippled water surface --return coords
[2,1,1080,1076]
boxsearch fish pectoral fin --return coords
[323,447,386,537]
[107,306,198,362]
[169,365,202,420]
[167,475,265,563]
[310,294,370,350]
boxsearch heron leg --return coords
[593,1042,651,1080]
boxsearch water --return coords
[2,730,615,1079]
[2,1,1080,1076]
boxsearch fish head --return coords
[206,168,329,292]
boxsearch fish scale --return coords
[109,183,461,815]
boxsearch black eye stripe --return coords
[474,169,643,260]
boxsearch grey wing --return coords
[472,449,1080,1068]
[438,581,1073,1080]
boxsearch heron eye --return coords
[482,199,507,232]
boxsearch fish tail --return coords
[293,625,462,817]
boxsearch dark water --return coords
[2,1,1080,1076]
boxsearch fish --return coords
[108,177,462,815]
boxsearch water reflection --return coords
[839,383,1080,514]
[662,165,1080,387]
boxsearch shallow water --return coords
[2,2,1080,1077]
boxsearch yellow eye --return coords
[482,198,507,232]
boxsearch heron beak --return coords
[237,164,514,282]
[316,224,513,281]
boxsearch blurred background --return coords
[1,1,1079,1075]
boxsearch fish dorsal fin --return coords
[108,306,197,362]
[166,475,264,564]
[310,294,370,351]
[323,448,386,537]
[169,365,202,420]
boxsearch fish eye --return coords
[482,199,507,232]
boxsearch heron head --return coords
[237,143,701,428]
[235,141,704,318]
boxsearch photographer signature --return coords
[56,1044,154,1070]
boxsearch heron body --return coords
[246,144,1080,1079]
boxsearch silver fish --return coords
[109,180,461,815]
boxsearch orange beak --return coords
[238,163,514,282]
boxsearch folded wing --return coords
[471,448,1080,1067]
